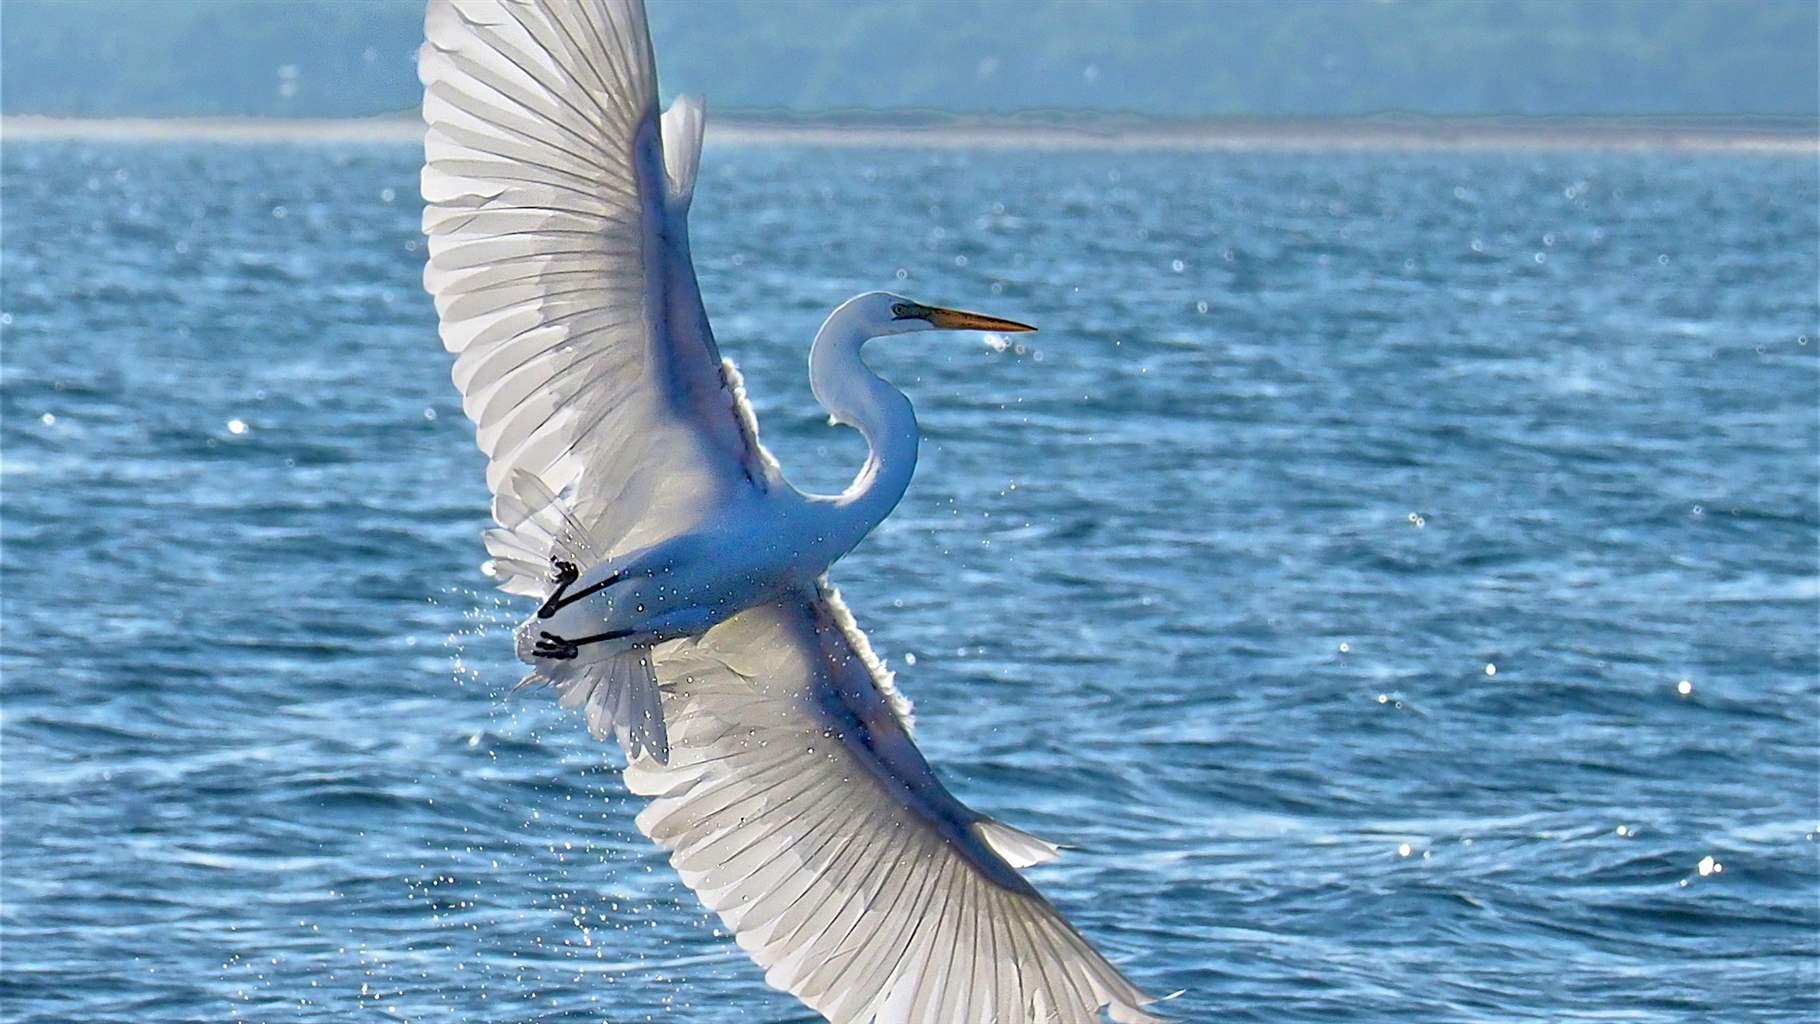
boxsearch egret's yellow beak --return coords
[921,305,1037,333]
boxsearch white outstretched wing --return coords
[630,585,1164,1024]
[420,0,773,589]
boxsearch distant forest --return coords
[4,0,1816,119]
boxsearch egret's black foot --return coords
[538,560,582,619]
[533,631,580,660]
[532,627,634,660]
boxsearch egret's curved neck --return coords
[805,303,918,559]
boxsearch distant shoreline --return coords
[3,113,1814,154]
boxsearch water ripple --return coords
[2,140,1816,1021]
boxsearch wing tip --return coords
[975,817,1062,869]
[1114,987,1185,1024]
[660,93,708,208]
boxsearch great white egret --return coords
[419,1,1161,1020]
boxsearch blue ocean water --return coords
[2,137,1816,1023]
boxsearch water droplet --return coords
[1170,259,1184,273]
[39,412,55,426]
[380,187,396,203]
[1485,663,1497,677]
[1338,641,1350,654]
[271,205,288,220]
[1616,824,1629,836]
[1195,300,1209,314]
[1697,855,1720,876]
[1676,679,1693,696]
[903,652,916,666]
[1397,842,1412,857]
[227,418,249,435]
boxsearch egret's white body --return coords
[420,2,1162,1021]
[525,292,926,661]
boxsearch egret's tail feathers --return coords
[975,817,1062,868]
[518,644,668,764]
[660,94,705,210]
[483,470,600,596]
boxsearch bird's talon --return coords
[533,631,580,660]
[537,562,576,617]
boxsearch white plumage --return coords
[419,1,1162,1020]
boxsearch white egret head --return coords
[844,291,1037,339]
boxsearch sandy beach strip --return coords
[3,113,1814,154]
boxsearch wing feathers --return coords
[422,0,761,587]
[977,818,1063,869]
[660,95,707,208]
[631,594,1162,1023]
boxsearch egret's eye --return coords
[890,303,912,319]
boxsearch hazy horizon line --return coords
[4,112,1814,154]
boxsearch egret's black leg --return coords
[537,568,624,619]
[533,629,633,660]
[537,560,581,619]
